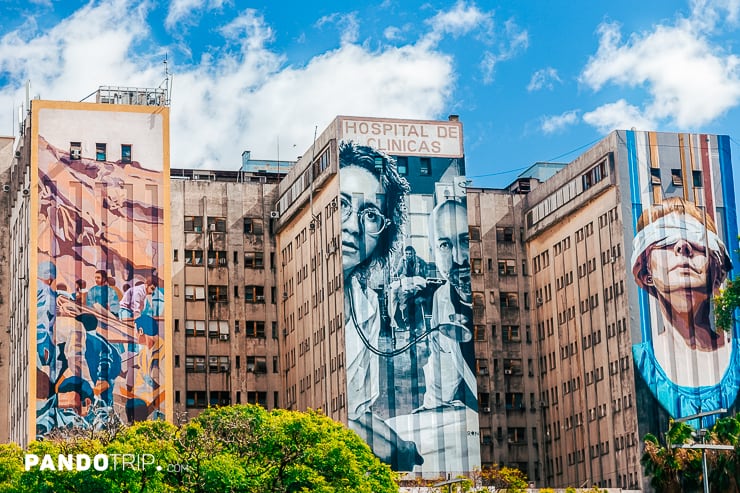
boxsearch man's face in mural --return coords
[341,166,386,275]
[432,202,470,299]
[646,236,711,295]
[94,272,105,286]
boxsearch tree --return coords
[11,405,397,493]
[180,405,397,493]
[716,278,740,332]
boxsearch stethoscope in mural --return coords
[347,276,472,358]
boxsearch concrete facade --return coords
[169,169,285,418]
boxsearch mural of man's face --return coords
[432,202,470,298]
[341,166,386,275]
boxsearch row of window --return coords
[183,216,265,234]
[527,156,610,227]
[181,355,277,374]
[179,390,275,408]
[174,319,278,339]
[182,284,268,303]
[176,249,269,268]
[69,141,131,163]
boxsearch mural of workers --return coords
[35,107,167,437]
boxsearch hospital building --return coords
[0,89,738,491]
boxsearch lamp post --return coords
[671,409,731,493]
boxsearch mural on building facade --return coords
[339,120,480,474]
[35,128,165,437]
[627,131,739,422]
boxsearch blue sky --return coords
[0,0,739,192]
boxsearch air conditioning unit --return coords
[504,369,513,375]
[22,189,30,197]
[70,149,81,160]
[482,406,491,413]
[2,184,9,192]
[536,298,543,306]
[219,334,229,341]
[283,292,288,300]
[270,211,280,219]
[309,221,315,231]
[256,295,265,301]
[209,223,216,231]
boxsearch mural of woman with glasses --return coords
[339,141,423,471]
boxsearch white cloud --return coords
[384,26,403,41]
[425,0,494,43]
[580,3,740,131]
[541,110,579,134]
[478,19,528,84]
[0,2,456,168]
[166,0,227,30]
[582,99,656,133]
[315,12,360,45]
[528,67,561,92]
[0,0,160,127]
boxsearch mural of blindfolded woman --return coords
[631,196,740,419]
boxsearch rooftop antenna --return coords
[160,53,172,106]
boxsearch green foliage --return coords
[564,487,576,493]
[639,415,740,493]
[715,278,740,331]
[7,405,398,493]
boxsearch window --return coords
[671,169,683,186]
[245,285,265,303]
[184,249,203,265]
[469,226,481,241]
[420,157,431,176]
[650,168,662,186]
[208,320,229,339]
[502,325,520,342]
[184,285,205,301]
[207,216,227,232]
[247,356,267,374]
[247,391,267,407]
[692,170,703,187]
[207,250,227,267]
[476,359,489,375]
[95,143,106,161]
[186,391,206,408]
[209,355,230,373]
[498,259,516,276]
[208,285,228,303]
[496,227,514,242]
[472,258,483,274]
[70,142,82,160]
[245,321,266,338]
[185,320,205,337]
[474,325,486,341]
[185,356,206,373]
[121,144,132,163]
[184,216,203,233]
[244,252,264,268]
[500,292,519,309]
[396,156,408,175]
[244,217,264,234]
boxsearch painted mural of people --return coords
[86,269,120,317]
[339,141,422,471]
[631,196,739,417]
[420,199,476,410]
[119,276,158,319]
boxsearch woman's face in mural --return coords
[646,235,711,296]
[341,166,386,275]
